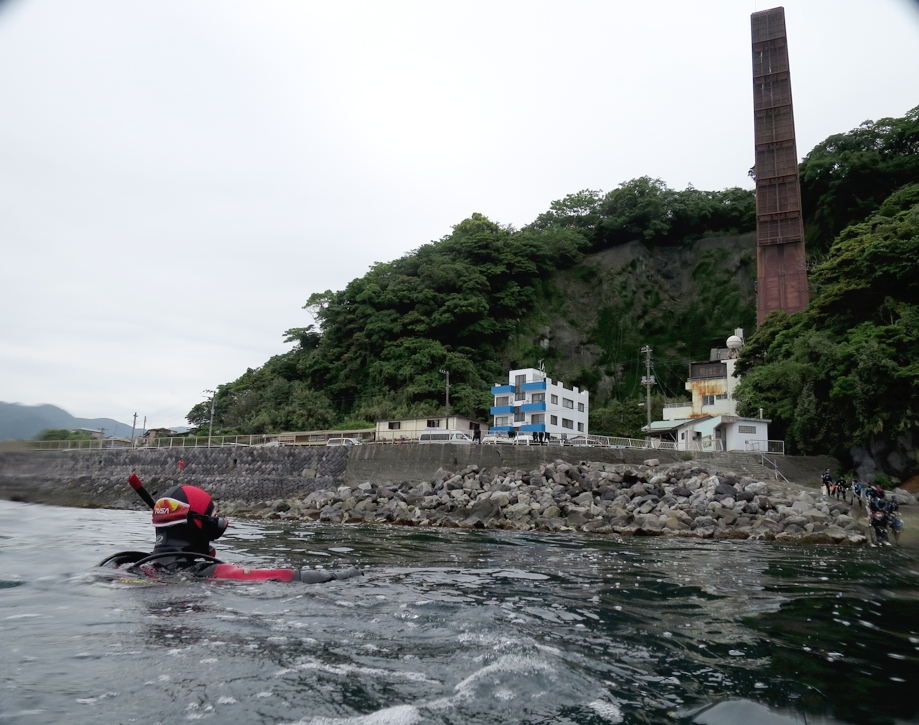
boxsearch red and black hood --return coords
[153,485,214,528]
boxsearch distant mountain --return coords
[0,402,141,440]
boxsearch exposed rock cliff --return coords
[513,233,756,403]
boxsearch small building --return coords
[71,427,105,440]
[645,330,783,453]
[490,367,589,439]
[375,416,486,442]
[144,427,178,443]
[647,414,776,453]
[662,330,745,421]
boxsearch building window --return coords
[387,421,401,430]
[562,418,574,429]
[550,415,558,425]
[531,414,545,424]
[426,420,440,428]
[562,398,574,409]
[495,396,509,406]
[531,393,545,403]
[515,374,526,401]
[577,402,585,412]
[577,422,584,432]
[702,395,715,406]
[550,395,558,405]
[738,425,757,434]
[495,416,508,426]
[514,409,525,422]
[716,393,728,400]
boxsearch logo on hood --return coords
[152,497,191,527]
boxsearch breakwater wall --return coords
[0,445,688,509]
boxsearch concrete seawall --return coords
[0,444,837,511]
[0,445,687,509]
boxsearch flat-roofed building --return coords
[490,368,588,439]
[374,416,486,442]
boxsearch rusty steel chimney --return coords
[751,6,810,324]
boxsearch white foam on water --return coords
[290,657,438,684]
[588,700,624,723]
[453,655,556,699]
[283,703,421,725]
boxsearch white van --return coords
[418,430,473,444]
[326,437,361,447]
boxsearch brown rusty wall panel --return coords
[755,145,798,179]
[752,6,809,324]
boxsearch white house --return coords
[375,416,486,442]
[646,414,776,453]
[644,330,782,453]
[490,367,588,439]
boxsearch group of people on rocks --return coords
[821,469,903,546]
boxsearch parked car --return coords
[482,433,535,445]
[418,430,473,444]
[326,437,361,447]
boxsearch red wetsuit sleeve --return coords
[209,564,296,582]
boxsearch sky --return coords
[1,0,917,429]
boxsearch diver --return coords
[887,498,903,546]
[834,476,847,501]
[821,469,833,496]
[870,506,891,546]
[851,478,862,505]
[99,473,362,583]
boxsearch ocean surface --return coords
[0,499,917,725]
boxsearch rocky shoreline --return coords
[220,458,916,544]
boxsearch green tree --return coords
[36,429,95,441]
[734,191,919,471]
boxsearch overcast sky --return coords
[1,0,917,429]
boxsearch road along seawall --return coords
[0,445,687,509]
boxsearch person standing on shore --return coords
[821,469,833,496]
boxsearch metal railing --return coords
[25,434,280,451]
[743,439,785,455]
[19,431,785,456]
[760,454,791,483]
[663,402,692,409]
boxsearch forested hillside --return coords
[188,106,919,477]
[187,182,756,436]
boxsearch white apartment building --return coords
[490,368,589,439]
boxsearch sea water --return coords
[0,500,916,725]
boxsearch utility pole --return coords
[142,415,146,446]
[640,346,655,431]
[439,369,450,424]
[130,412,137,449]
[204,390,216,447]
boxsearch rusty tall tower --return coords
[751,7,809,324]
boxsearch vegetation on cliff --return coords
[735,184,919,469]
[800,105,919,254]
[188,182,754,433]
[189,106,919,476]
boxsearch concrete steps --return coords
[693,452,786,483]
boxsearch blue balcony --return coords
[491,384,514,395]
[522,381,547,392]
[520,402,546,413]
[490,425,513,432]
[490,405,514,415]
[519,423,546,432]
